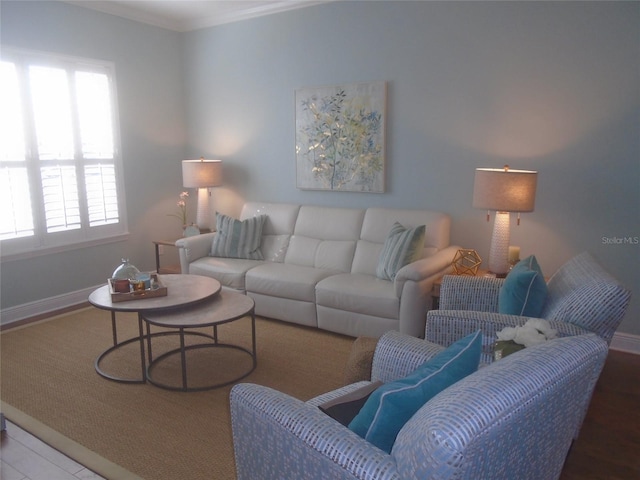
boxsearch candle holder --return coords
[508,246,521,270]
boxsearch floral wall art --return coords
[295,81,386,192]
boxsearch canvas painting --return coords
[295,81,386,192]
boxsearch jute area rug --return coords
[1,307,355,480]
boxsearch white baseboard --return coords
[609,332,640,354]
[1,285,100,326]
[2,290,640,355]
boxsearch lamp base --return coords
[195,187,212,231]
[488,212,510,276]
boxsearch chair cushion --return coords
[211,213,266,260]
[499,255,548,317]
[348,330,482,453]
[376,222,425,281]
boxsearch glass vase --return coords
[112,258,140,280]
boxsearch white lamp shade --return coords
[182,159,222,188]
[473,167,537,212]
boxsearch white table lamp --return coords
[182,158,222,231]
[472,165,537,276]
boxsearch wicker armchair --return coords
[426,251,631,364]
[231,330,608,480]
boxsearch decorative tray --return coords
[108,274,167,303]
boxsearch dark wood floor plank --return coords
[560,350,640,480]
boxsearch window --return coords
[0,48,126,258]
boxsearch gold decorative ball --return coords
[452,249,482,275]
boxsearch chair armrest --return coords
[371,331,444,383]
[230,383,399,480]
[393,334,608,479]
[438,275,504,311]
[306,381,373,407]
[425,310,590,364]
[174,233,215,273]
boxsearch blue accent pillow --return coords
[376,222,426,281]
[499,255,548,317]
[348,330,482,453]
[211,213,266,260]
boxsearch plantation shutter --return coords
[0,49,125,255]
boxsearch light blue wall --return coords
[1,1,187,309]
[183,1,639,334]
[1,1,638,336]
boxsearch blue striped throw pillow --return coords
[376,222,426,281]
[211,213,266,260]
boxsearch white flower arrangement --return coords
[495,319,558,359]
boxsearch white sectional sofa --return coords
[176,202,459,338]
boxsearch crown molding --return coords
[64,1,333,32]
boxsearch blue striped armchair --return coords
[426,251,631,364]
[230,330,608,480]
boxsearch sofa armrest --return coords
[371,331,444,383]
[230,383,399,480]
[175,233,215,273]
[438,274,504,311]
[425,310,590,364]
[394,245,460,297]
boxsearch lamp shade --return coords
[182,159,222,188]
[472,167,537,212]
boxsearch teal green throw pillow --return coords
[499,255,548,317]
[211,213,266,260]
[348,330,482,453]
[376,222,426,281]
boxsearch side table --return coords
[152,239,181,274]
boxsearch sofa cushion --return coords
[188,257,263,291]
[240,202,300,262]
[348,330,482,453]
[284,206,364,269]
[351,240,384,276]
[376,222,426,281]
[293,205,365,241]
[316,273,399,319]
[499,255,548,317]
[246,263,340,302]
[285,237,356,272]
[211,213,266,260]
[360,208,450,251]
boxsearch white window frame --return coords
[1,47,128,260]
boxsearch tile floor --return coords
[1,420,105,480]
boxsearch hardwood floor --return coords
[0,419,104,480]
[1,350,638,479]
[560,349,640,480]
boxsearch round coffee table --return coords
[88,274,221,384]
[142,290,256,392]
